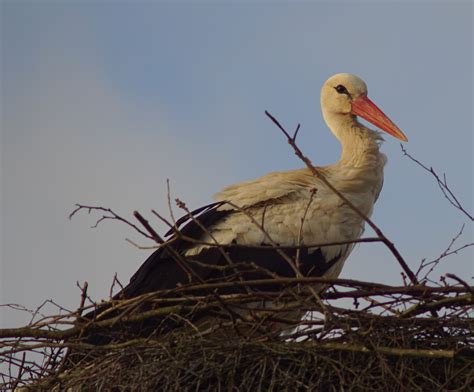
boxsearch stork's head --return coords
[321,73,408,141]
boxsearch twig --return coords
[76,281,89,317]
[446,274,473,293]
[69,204,153,239]
[10,353,26,391]
[400,294,473,318]
[416,224,473,282]
[401,145,473,221]
[133,210,200,284]
[265,111,420,286]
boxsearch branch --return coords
[69,204,154,239]
[416,224,473,282]
[303,341,462,359]
[265,111,420,286]
[400,294,473,318]
[401,145,473,221]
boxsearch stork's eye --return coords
[334,84,349,95]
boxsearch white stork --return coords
[98,73,407,336]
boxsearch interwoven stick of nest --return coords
[1,274,473,391]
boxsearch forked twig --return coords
[401,145,473,221]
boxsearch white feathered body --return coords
[186,129,386,283]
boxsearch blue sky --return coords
[1,1,472,327]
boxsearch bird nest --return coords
[2,116,473,390]
[2,275,473,391]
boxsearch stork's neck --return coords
[323,111,384,168]
[321,111,387,212]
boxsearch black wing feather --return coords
[120,202,230,298]
[164,201,226,237]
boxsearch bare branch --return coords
[265,111,420,286]
[69,204,154,239]
[401,145,473,221]
[416,224,473,283]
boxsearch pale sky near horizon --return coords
[1,1,473,328]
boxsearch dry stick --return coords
[133,210,200,284]
[125,239,159,250]
[98,277,473,307]
[28,300,71,327]
[101,284,473,312]
[150,209,175,234]
[265,111,420,286]
[401,145,473,221]
[64,275,371,327]
[69,204,153,240]
[400,294,473,318]
[58,281,90,372]
[40,345,63,380]
[76,282,89,317]
[418,225,473,283]
[166,178,178,226]
[0,303,198,342]
[10,353,26,391]
[128,233,383,252]
[445,274,473,294]
[109,273,124,299]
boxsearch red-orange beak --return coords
[351,95,408,142]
